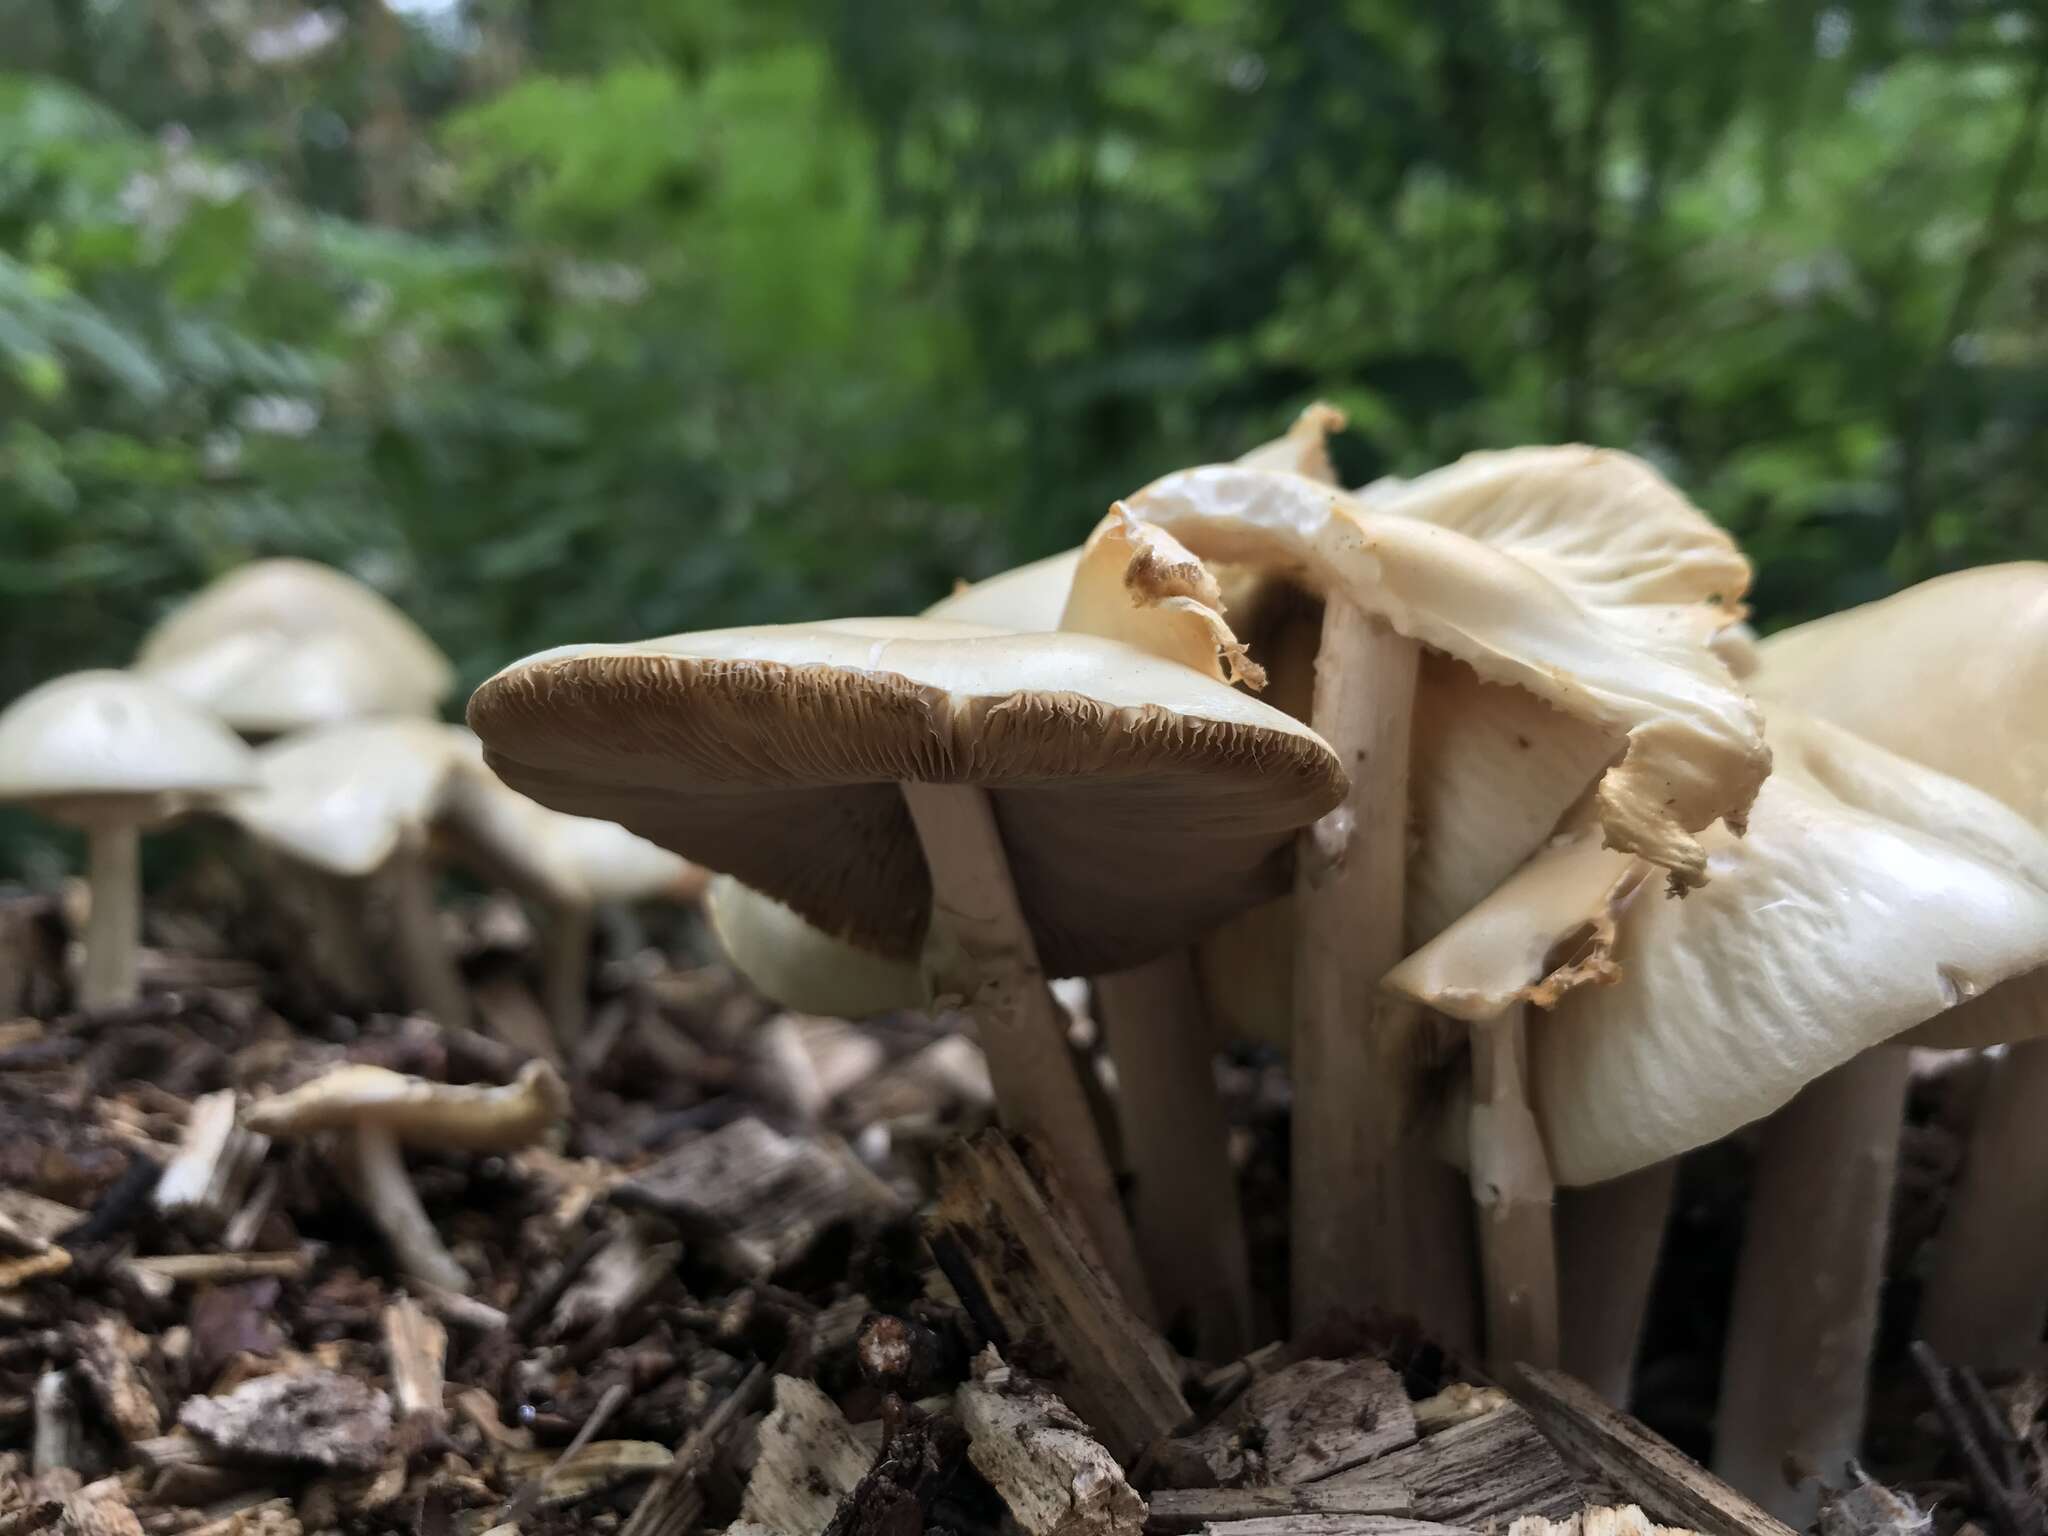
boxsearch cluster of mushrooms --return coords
[5,413,2041,1523]
[0,558,702,1041]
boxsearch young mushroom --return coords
[135,558,454,736]
[245,1060,569,1293]
[0,671,255,1007]
[468,617,1348,1318]
[1122,422,1768,1356]
[1384,710,2048,1522]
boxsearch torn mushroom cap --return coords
[244,1059,570,1152]
[707,875,923,1019]
[1385,711,2048,1185]
[225,718,469,878]
[440,732,699,908]
[1125,447,1767,900]
[468,616,1346,979]
[0,670,255,827]
[136,558,454,733]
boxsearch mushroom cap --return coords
[136,558,454,733]
[469,617,1347,978]
[440,733,697,907]
[226,718,468,877]
[923,549,1084,630]
[707,875,923,1017]
[1755,562,2048,829]
[0,670,256,826]
[243,1059,569,1152]
[1387,712,2048,1184]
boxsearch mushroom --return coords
[1726,564,2048,1398]
[135,558,454,736]
[1120,426,1767,1356]
[1384,709,2048,1522]
[440,735,704,1041]
[223,718,473,1026]
[0,671,255,1007]
[923,549,1084,630]
[469,617,1348,1317]
[245,1060,569,1292]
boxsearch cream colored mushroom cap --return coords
[137,558,453,732]
[1387,712,2048,1184]
[923,549,1084,630]
[0,670,256,825]
[468,617,1347,978]
[227,717,467,877]
[707,875,923,1017]
[244,1059,569,1152]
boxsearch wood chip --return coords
[499,1441,673,1507]
[735,1377,871,1536]
[380,1298,446,1432]
[1415,1384,1511,1433]
[152,1092,268,1234]
[1343,1402,1588,1526]
[74,1318,161,1443]
[1200,1519,1474,1536]
[179,1370,392,1472]
[1167,1358,1415,1487]
[958,1351,1147,1536]
[926,1131,1188,1463]
[1511,1506,1710,1536]
[119,1253,311,1287]
[1515,1368,1798,1536]
[1147,1483,1411,1532]
[618,1362,772,1536]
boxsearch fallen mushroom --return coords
[1384,709,2048,1522]
[222,718,473,1027]
[135,557,453,736]
[469,617,1347,1316]
[244,1060,569,1292]
[0,671,255,1007]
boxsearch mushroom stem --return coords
[1918,1033,2048,1366]
[1470,1004,1560,1376]
[901,781,1152,1318]
[345,1125,471,1294]
[1293,597,1472,1344]
[1094,951,1255,1360]
[1714,1047,1910,1526]
[543,903,594,1045]
[1559,1160,1675,1405]
[81,818,142,1009]
[384,839,472,1030]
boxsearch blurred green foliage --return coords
[1,0,2044,714]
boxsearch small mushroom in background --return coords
[134,557,454,737]
[439,735,703,1041]
[1384,710,2048,1525]
[469,616,1348,1328]
[1685,562,2047,1487]
[0,671,255,1007]
[245,1059,569,1292]
[222,718,472,1027]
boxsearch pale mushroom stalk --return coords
[1714,1048,1911,1526]
[543,903,596,1042]
[1918,1033,2048,1364]
[1093,949,1254,1360]
[384,838,473,1031]
[344,1124,471,1295]
[902,783,1152,1314]
[1468,1004,1560,1375]
[81,814,143,1009]
[1558,1161,1677,1406]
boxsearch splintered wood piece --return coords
[176,1497,303,1536]
[1147,1483,1411,1532]
[1201,1520,1473,1536]
[179,1370,393,1472]
[618,1116,901,1279]
[1336,1401,1586,1526]
[1169,1358,1416,1487]
[120,1252,311,1287]
[549,1224,680,1339]
[959,1351,1147,1536]
[1413,1385,1510,1434]
[498,1439,671,1508]
[74,1317,162,1443]
[381,1298,446,1432]
[927,1131,1189,1463]
[619,1362,771,1536]
[152,1091,270,1234]
[736,1377,872,1536]
[1510,1505,1712,1536]
[1515,1367,1798,1536]
[33,1370,81,1474]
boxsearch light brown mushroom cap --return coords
[1125,448,1767,896]
[244,1059,569,1152]
[1386,712,2048,1184]
[468,617,1347,978]
[923,549,1084,630]
[707,875,923,1017]
[136,558,453,733]
[226,718,468,877]
[0,670,255,826]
